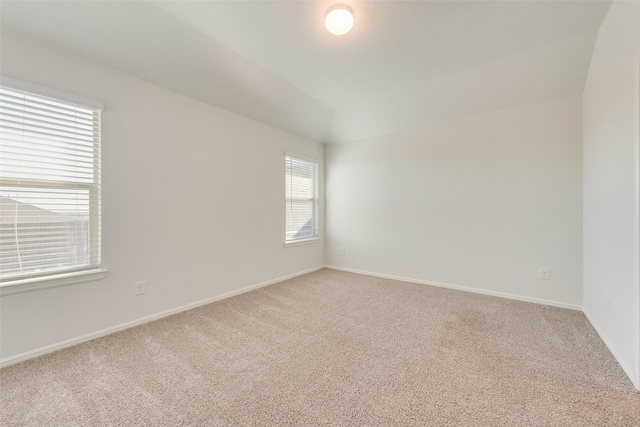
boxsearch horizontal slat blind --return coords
[285,155,318,242]
[0,84,102,281]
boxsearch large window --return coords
[0,79,102,284]
[285,154,319,244]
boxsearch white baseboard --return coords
[324,265,583,311]
[4,265,637,391]
[583,308,639,391]
[325,265,640,390]
[0,266,324,368]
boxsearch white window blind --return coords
[285,154,319,243]
[0,82,102,282]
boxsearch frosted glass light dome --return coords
[325,5,354,35]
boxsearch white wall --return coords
[0,29,325,360]
[582,0,640,389]
[326,96,583,308]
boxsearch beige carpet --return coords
[1,269,639,426]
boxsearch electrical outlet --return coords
[337,247,345,255]
[539,268,550,280]
[135,281,146,296]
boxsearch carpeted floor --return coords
[1,269,639,426]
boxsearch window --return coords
[0,78,103,286]
[285,154,319,244]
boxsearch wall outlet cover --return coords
[539,268,550,280]
[135,281,146,296]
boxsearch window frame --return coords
[284,152,320,247]
[0,76,107,295]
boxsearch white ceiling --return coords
[1,1,612,144]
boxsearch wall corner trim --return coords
[583,308,640,391]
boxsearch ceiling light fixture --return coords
[325,4,354,36]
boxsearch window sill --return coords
[0,269,108,296]
[284,238,321,248]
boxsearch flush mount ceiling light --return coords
[325,4,354,36]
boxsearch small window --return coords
[285,154,319,244]
[0,80,102,283]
